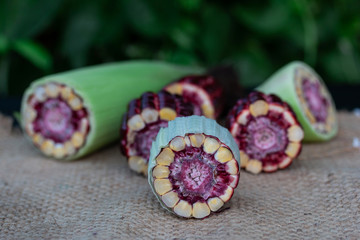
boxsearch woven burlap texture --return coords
[0,112,359,239]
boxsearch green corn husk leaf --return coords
[21,60,204,160]
[148,116,240,215]
[256,61,338,142]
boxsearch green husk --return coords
[148,116,240,214]
[256,61,338,142]
[21,60,204,160]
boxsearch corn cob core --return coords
[164,75,224,119]
[257,61,337,141]
[148,116,240,219]
[227,92,304,174]
[21,60,204,160]
[23,83,89,158]
[120,91,196,175]
[294,66,336,134]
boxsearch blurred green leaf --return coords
[232,39,273,87]
[338,38,360,82]
[157,49,199,65]
[122,0,159,37]
[234,0,291,35]
[170,18,198,51]
[201,5,231,64]
[0,0,359,97]
[177,0,202,12]
[61,4,100,67]
[121,0,178,38]
[0,0,62,39]
[125,44,153,59]
[13,39,52,71]
[293,0,318,65]
[0,35,10,54]
[322,52,344,82]
[322,38,360,83]
[179,19,198,36]
[317,8,339,43]
[93,2,125,46]
[170,29,193,50]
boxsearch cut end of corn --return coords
[227,91,304,174]
[120,91,195,176]
[23,82,90,160]
[164,75,224,119]
[148,116,240,219]
[293,64,338,139]
[257,61,338,142]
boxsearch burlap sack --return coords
[0,112,359,239]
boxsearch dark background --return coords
[1,0,360,114]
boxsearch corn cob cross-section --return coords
[120,91,196,175]
[164,75,224,119]
[257,61,337,141]
[21,60,203,160]
[227,91,304,174]
[148,116,240,219]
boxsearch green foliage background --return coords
[0,0,359,96]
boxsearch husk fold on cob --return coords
[21,60,203,160]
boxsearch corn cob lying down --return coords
[164,75,224,119]
[148,116,240,219]
[257,61,337,141]
[21,60,203,160]
[120,75,224,175]
[120,91,196,175]
[227,92,304,174]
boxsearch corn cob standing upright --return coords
[21,60,203,160]
[227,92,304,174]
[257,61,337,141]
[148,116,240,219]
